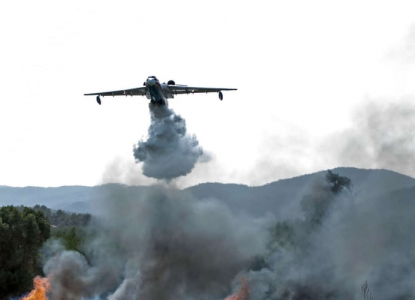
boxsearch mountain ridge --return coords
[1,168,414,217]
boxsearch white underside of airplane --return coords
[84,76,237,105]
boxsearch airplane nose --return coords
[147,79,155,86]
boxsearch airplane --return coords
[84,76,237,105]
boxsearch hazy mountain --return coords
[186,167,415,218]
[1,168,414,217]
[0,185,92,209]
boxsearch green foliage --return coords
[51,226,86,253]
[18,205,91,227]
[0,206,50,299]
[0,205,89,297]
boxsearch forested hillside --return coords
[0,206,50,298]
[28,205,91,227]
[0,206,91,298]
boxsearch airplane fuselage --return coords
[145,76,173,106]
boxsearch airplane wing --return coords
[168,86,237,95]
[84,87,146,97]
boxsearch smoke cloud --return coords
[42,186,269,300]
[243,172,415,300]
[133,104,205,181]
[43,244,121,300]
[322,100,415,176]
[38,99,415,300]
[41,175,415,300]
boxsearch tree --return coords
[325,170,351,195]
[301,170,352,226]
[28,205,91,227]
[0,206,50,298]
[52,226,85,253]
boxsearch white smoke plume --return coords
[133,104,205,181]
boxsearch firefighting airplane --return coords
[84,76,237,105]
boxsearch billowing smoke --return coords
[243,171,415,300]
[42,186,269,300]
[37,99,415,300]
[43,242,121,300]
[41,163,415,299]
[42,169,415,300]
[323,100,415,177]
[133,104,205,181]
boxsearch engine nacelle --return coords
[167,80,175,85]
[96,95,101,105]
[219,91,223,101]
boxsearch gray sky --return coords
[1,0,415,187]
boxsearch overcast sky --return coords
[1,0,415,188]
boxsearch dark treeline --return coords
[17,205,91,227]
[1,206,91,298]
[0,206,50,299]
